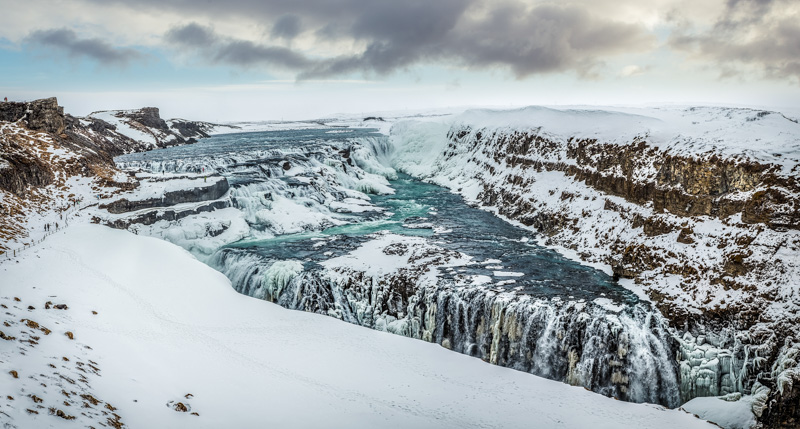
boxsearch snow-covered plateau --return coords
[2,99,799,428]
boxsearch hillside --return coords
[0,98,232,255]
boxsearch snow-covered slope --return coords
[0,121,137,256]
[0,225,715,429]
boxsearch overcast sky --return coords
[1,0,798,121]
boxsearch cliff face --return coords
[0,129,56,197]
[438,126,799,323]
[0,97,65,135]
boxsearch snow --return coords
[493,271,524,277]
[460,105,800,175]
[112,174,225,203]
[131,207,250,257]
[593,297,626,313]
[91,111,159,148]
[329,198,383,214]
[0,225,715,428]
[216,108,467,137]
[681,396,758,429]
[4,103,792,428]
[321,233,432,277]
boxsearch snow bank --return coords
[0,225,715,428]
[681,395,758,429]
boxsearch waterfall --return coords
[211,247,682,407]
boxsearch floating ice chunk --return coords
[469,275,492,286]
[593,297,625,313]
[493,271,524,277]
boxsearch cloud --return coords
[442,3,655,78]
[166,23,312,69]
[27,28,144,66]
[270,15,302,40]
[669,0,800,82]
[620,65,649,77]
[160,0,656,80]
[164,22,216,47]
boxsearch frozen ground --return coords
[0,225,715,428]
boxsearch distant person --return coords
[3,97,6,102]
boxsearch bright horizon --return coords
[2,0,799,122]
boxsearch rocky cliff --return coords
[0,97,66,135]
[99,177,229,214]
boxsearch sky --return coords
[0,0,798,121]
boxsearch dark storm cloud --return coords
[159,0,655,80]
[166,22,312,69]
[211,40,312,69]
[669,0,800,82]
[164,22,217,47]
[442,3,652,78]
[270,15,302,40]
[27,28,143,66]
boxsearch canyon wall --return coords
[388,107,800,427]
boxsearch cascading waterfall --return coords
[210,247,681,407]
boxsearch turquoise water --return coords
[228,172,637,304]
[118,129,638,304]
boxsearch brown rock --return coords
[677,227,695,244]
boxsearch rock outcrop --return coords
[0,132,55,197]
[0,97,65,135]
[104,200,230,229]
[99,177,229,214]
